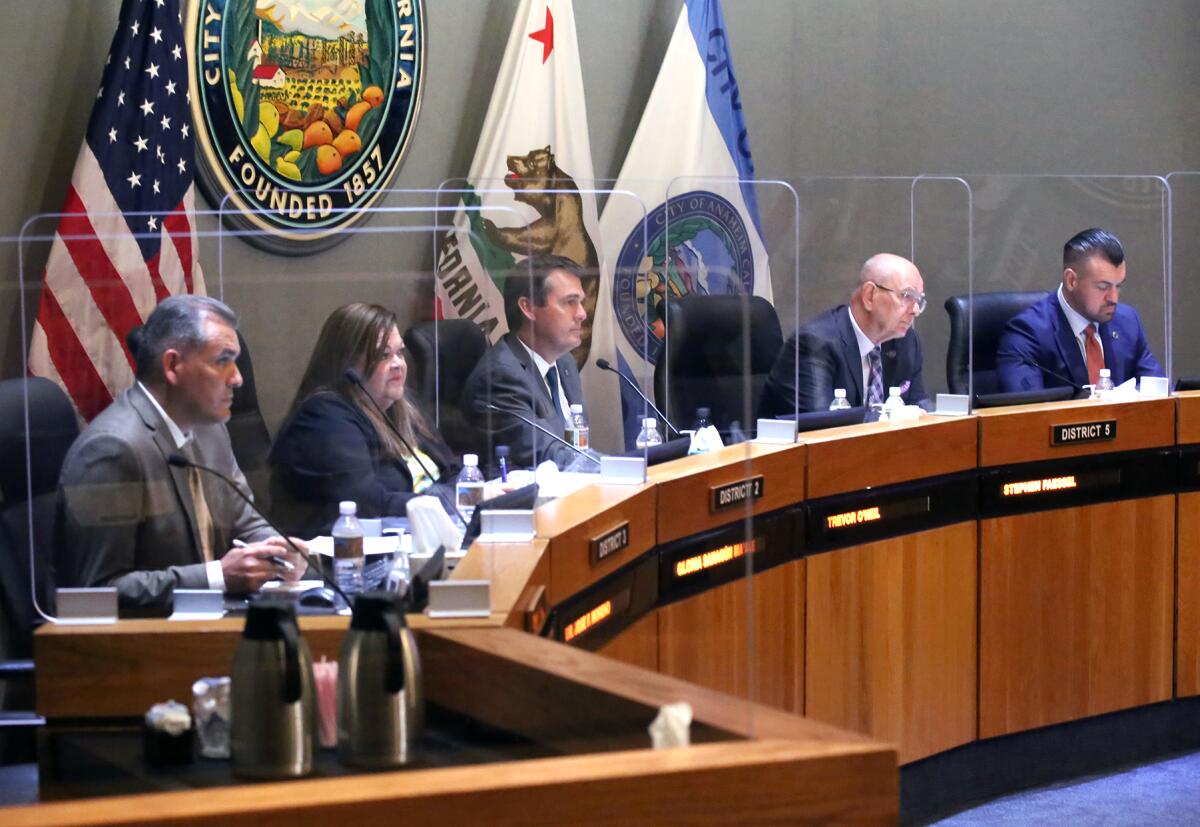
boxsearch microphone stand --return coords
[475,401,601,466]
[594,358,681,436]
[166,453,352,607]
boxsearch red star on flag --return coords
[529,6,554,63]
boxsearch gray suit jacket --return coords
[461,332,584,473]
[56,385,272,615]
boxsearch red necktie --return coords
[1085,325,1104,386]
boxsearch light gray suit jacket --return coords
[56,385,272,614]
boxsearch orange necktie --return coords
[1085,325,1105,386]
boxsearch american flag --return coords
[28,0,205,421]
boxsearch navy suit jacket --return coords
[461,332,584,473]
[268,392,460,538]
[759,305,927,416]
[995,293,1162,392]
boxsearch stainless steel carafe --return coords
[231,599,315,778]
[338,591,422,767]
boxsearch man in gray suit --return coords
[462,254,588,472]
[56,295,305,615]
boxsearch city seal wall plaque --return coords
[187,0,424,254]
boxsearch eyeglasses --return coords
[872,282,927,313]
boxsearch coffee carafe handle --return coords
[280,617,302,704]
[382,610,406,695]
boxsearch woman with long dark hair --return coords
[269,303,460,537]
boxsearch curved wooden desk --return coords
[20,393,1200,822]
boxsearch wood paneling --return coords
[979,497,1174,737]
[538,483,656,603]
[1177,493,1200,697]
[977,397,1174,467]
[649,442,805,544]
[1176,392,1200,444]
[658,561,805,714]
[452,538,549,627]
[803,416,977,499]
[598,611,659,673]
[3,739,897,827]
[805,523,978,763]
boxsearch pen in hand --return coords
[232,538,297,573]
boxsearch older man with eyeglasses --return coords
[759,253,929,417]
[996,228,1162,393]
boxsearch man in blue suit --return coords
[996,228,1162,393]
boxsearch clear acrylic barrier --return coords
[1167,172,1199,384]
[961,175,1170,401]
[755,175,972,416]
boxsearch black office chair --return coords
[228,330,273,503]
[0,377,78,757]
[943,291,1046,396]
[403,319,489,457]
[653,295,783,438]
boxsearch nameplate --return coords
[599,455,647,485]
[478,509,536,542]
[823,496,931,530]
[710,476,765,513]
[590,521,630,565]
[55,587,118,625]
[1051,420,1117,446]
[427,580,491,619]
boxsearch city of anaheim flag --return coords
[595,0,770,444]
[28,0,205,422]
[433,0,622,452]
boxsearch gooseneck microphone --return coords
[166,453,351,606]
[594,358,681,436]
[1011,357,1088,396]
[343,368,438,479]
[473,400,600,466]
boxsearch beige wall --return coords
[3,0,1199,430]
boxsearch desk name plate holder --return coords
[710,476,766,513]
[590,521,630,566]
[478,509,536,542]
[55,587,118,625]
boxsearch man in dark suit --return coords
[56,295,305,615]
[461,254,588,472]
[996,228,1162,393]
[760,253,928,416]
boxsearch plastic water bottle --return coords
[1096,368,1114,398]
[455,454,485,525]
[331,500,364,597]
[568,404,590,450]
[829,388,851,411]
[881,386,905,421]
[635,417,663,450]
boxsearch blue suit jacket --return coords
[995,292,1162,392]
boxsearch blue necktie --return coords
[866,347,884,407]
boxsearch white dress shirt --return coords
[1056,284,1103,366]
[846,307,877,397]
[518,339,573,423]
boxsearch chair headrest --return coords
[0,377,80,503]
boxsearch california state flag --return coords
[594,0,771,446]
[434,0,621,452]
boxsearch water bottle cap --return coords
[570,403,583,414]
[695,407,711,419]
[888,387,902,396]
[643,417,658,427]
[833,388,847,398]
[339,500,357,516]
[463,453,478,466]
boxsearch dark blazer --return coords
[56,385,273,615]
[996,292,1162,392]
[460,332,584,472]
[268,391,460,538]
[759,305,927,416]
